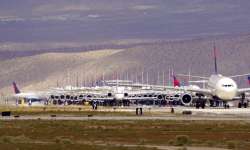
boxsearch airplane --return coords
[162,44,250,109]
[49,83,169,107]
[104,73,202,105]
[12,82,48,106]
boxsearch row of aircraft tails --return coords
[12,45,250,108]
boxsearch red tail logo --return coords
[173,76,180,87]
[13,82,21,94]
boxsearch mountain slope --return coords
[1,34,250,95]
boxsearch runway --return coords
[2,106,250,121]
[1,115,250,121]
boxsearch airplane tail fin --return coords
[173,75,181,87]
[13,82,21,94]
[213,43,218,74]
[248,75,250,85]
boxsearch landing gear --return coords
[92,101,98,110]
[195,96,206,109]
[238,93,248,108]
[238,102,248,108]
[209,100,214,107]
[223,102,230,109]
[201,101,206,109]
[238,102,242,108]
[244,102,248,108]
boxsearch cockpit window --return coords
[222,84,233,87]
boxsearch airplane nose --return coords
[217,88,237,100]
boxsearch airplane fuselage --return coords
[208,74,238,100]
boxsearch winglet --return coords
[13,82,21,94]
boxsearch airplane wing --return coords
[229,73,250,78]
[14,93,49,102]
[86,97,114,101]
[14,94,41,99]
[189,80,208,83]
[161,86,212,95]
[237,88,250,94]
[177,74,209,79]
[124,97,158,101]
[183,88,212,95]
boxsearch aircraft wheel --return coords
[201,101,205,109]
[53,100,57,105]
[209,100,214,107]
[224,104,229,109]
[244,102,248,108]
[238,103,242,108]
[195,102,200,109]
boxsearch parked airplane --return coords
[49,83,170,106]
[13,82,48,106]
[165,44,250,108]
[101,75,191,106]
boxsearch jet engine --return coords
[180,93,193,106]
[78,95,84,100]
[60,95,65,100]
[66,95,70,100]
[50,95,55,99]
[157,95,164,100]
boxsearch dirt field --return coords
[0,119,250,150]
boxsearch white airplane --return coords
[12,82,48,106]
[163,45,250,108]
[48,84,164,106]
[104,74,199,106]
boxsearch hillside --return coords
[1,34,250,95]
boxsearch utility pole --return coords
[162,71,165,86]
[126,72,129,81]
[76,72,79,87]
[188,68,191,86]
[168,67,171,86]
[157,71,159,85]
[135,72,138,83]
[142,71,144,84]
[146,71,149,85]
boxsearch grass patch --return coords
[0,135,31,144]
[0,120,250,149]
[227,141,237,149]
[174,135,190,146]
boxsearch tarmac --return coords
[1,106,250,121]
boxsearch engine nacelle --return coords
[157,95,164,100]
[66,95,70,99]
[180,94,193,106]
[60,95,65,100]
[78,95,84,100]
[124,93,128,97]
[50,95,55,99]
